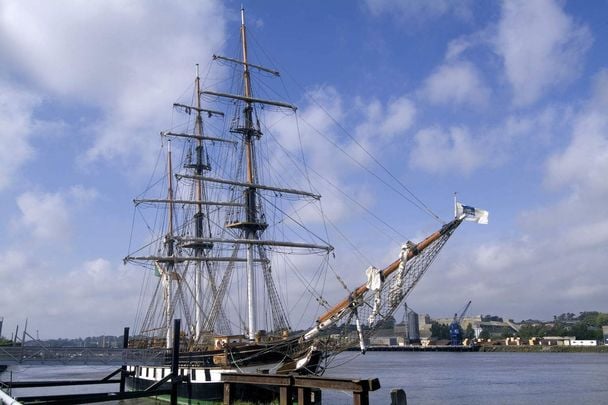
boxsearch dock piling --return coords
[390,388,407,405]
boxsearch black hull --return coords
[125,346,324,402]
[127,374,292,404]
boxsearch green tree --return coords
[570,322,602,340]
[501,327,514,338]
[479,329,490,340]
[518,324,547,339]
[0,337,13,346]
[464,324,475,340]
[430,322,450,339]
[547,323,567,336]
[578,312,608,328]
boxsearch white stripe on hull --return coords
[127,363,283,384]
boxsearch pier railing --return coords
[0,323,182,405]
[0,346,168,366]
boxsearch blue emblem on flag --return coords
[463,205,476,216]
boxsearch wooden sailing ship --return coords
[123,7,469,400]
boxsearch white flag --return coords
[456,202,489,224]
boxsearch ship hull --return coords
[126,347,323,402]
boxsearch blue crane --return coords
[450,300,472,346]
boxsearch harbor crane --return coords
[450,300,472,346]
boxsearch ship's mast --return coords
[240,7,258,341]
[188,7,308,340]
[165,140,175,348]
[194,64,203,341]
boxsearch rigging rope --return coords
[248,27,443,223]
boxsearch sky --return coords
[1,0,607,339]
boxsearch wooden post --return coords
[279,385,293,405]
[171,319,181,405]
[223,382,233,405]
[353,390,369,405]
[119,327,129,393]
[297,387,312,405]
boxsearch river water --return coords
[2,351,607,404]
[322,351,608,404]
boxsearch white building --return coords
[570,340,597,346]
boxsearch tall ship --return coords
[124,7,476,401]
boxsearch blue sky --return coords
[1,0,608,338]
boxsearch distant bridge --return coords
[0,346,168,366]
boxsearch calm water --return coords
[323,351,608,404]
[2,352,607,404]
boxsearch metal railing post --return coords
[171,319,181,405]
[119,327,129,393]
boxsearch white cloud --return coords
[267,87,417,224]
[406,103,567,176]
[379,97,416,136]
[445,30,488,61]
[0,80,39,190]
[365,0,473,22]
[267,86,358,223]
[0,0,226,172]
[495,0,592,106]
[16,191,71,241]
[15,186,98,242]
[0,252,141,337]
[545,70,608,195]
[410,69,608,321]
[409,126,484,175]
[351,96,416,159]
[421,61,490,107]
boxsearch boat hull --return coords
[126,347,323,402]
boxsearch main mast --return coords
[240,7,259,341]
[189,7,321,341]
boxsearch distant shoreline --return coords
[478,345,608,353]
[348,345,608,353]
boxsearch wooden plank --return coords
[293,376,380,392]
[221,373,293,386]
[6,379,120,388]
[15,389,171,404]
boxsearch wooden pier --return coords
[222,373,380,405]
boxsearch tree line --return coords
[517,312,608,340]
[431,311,608,340]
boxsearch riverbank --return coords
[348,344,608,353]
[479,345,608,353]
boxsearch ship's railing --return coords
[0,346,168,366]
